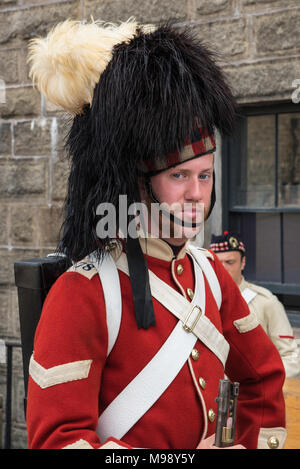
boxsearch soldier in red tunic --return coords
[26,19,286,449]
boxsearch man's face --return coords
[146,153,214,245]
[215,251,246,285]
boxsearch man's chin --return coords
[171,224,203,241]
[161,228,203,247]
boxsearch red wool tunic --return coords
[26,238,286,449]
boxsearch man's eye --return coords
[172,172,184,179]
[199,174,210,180]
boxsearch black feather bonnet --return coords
[28,19,236,328]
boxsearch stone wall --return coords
[0,0,299,448]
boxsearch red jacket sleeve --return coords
[26,271,131,449]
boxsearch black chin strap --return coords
[126,217,156,330]
[207,171,216,218]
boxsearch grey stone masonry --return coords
[0,0,299,448]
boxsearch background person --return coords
[210,231,300,379]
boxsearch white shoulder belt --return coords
[242,287,258,305]
[91,247,229,443]
[115,252,227,366]
[88,252,122,356]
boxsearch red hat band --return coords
[139,126,216,175]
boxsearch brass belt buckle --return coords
[182,305,202,333]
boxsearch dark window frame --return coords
[222,102,300,306]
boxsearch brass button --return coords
[199,377,206,390]
[208,409,215,422]
[187,288,194,300]
[267,436,279,449]
[191,348,199,361]
[176,264,184,275]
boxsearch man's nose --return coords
[185,177,202,201]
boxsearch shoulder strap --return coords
[97,259,207,443]
[116,252,229,367]
[188,246,222,309]
[88,252,122,357]
[90,247,222,358]
[241,287,258,305]
[93,248,228,442]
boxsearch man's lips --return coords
[172,212,204,226]
[175,208,203,218]
[154,201,205,226]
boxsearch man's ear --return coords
[241,255,246,271]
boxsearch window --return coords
[223,103,300,314]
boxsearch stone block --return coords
[14,119,53,156]
[225,58,300,102]
[0,158,47,201]
[15,116,71,158]
[254,9,300,56]
[194,0,232,17]
[37,205,63,247]
[0,204,8,245]
[6,370,25,440]
[0,86,40,118]
[0,1,81,45]
[192,18,247,58]
[243,0,297,6]
[10,204,37,246]
[0,286,20,337]
[0,49,19,84]
[52,156,70,202]
[241,0,300,14]
[15,375,26,426]
[10,286,21,338]
[10,425,28,449]
[83,0,188,24]
[0,248,41,285]
[52,116,71,156]
[18,45,31,85]
[243,0,280,4]
[10,203,63,247]
[0,287,10,335]
[0,122,11,155]
[0,0,17,6]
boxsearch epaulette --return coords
[245,282,273,300]
[67,259,98,280]
[198,247,215,261]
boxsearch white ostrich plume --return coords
[28,18,139,114]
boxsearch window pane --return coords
[246,115,276,206]
[229,212,281,283]
[278,113,300,207]
[229,116,248,207]
[255,213,281,282]
[283,213,300,284]
[231,115,276,207]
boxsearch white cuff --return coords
[63,439,93,449]
[257,427,287,449]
